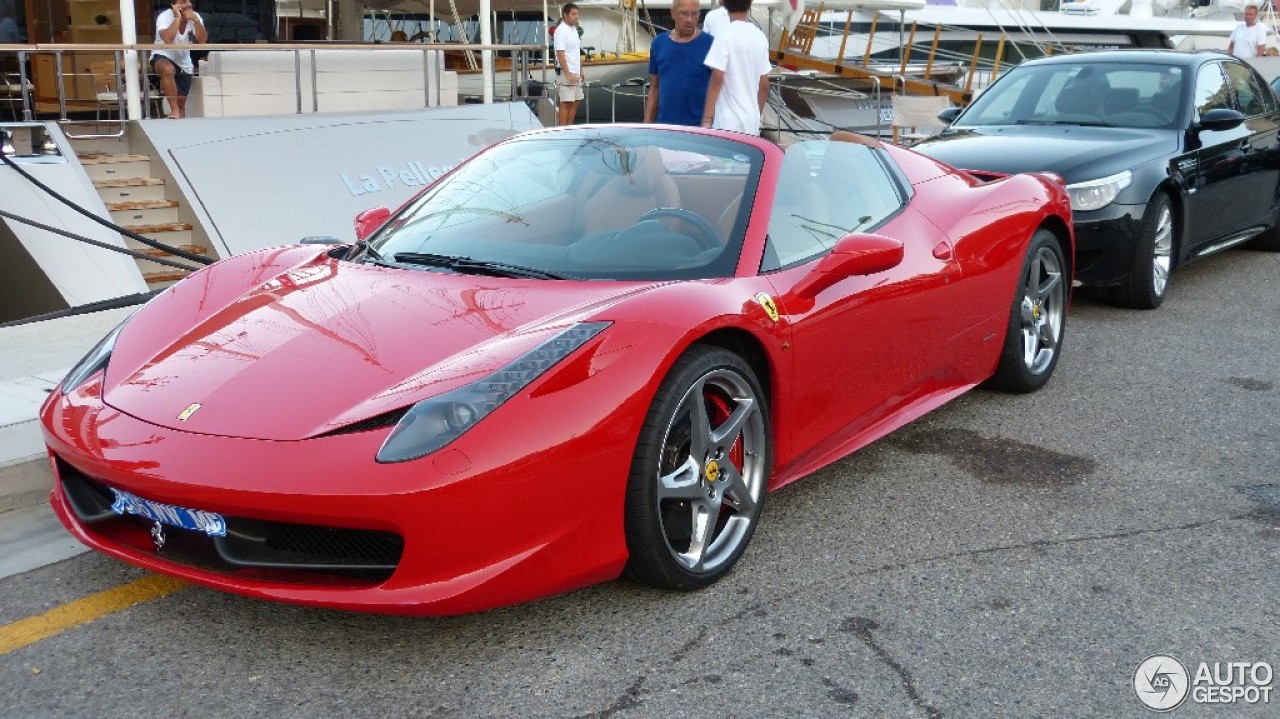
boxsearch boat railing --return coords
[775,2,1105,104]
[0,42,542,138]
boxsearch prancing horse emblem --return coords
[150,521,166,551]
[176,403,202,421]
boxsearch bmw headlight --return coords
[60,321,127,394]
[376,321,611,463]
[1066,170,1132,212]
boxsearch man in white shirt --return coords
[701,0,771,135]
[553,3,584,126]
[150,0,207,118]
[703,1,729,38]
[1228,4,1268,58]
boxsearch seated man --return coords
[150,0,207,118]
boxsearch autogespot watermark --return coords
[1134,654,1274,712]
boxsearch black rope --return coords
[0,208,202,271]
[0,290,162,328]
[0,151,214,265]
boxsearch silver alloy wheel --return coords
[1151,202,1173,297]
[1020,244,1066,375]
[654,367,766,575]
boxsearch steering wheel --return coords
[637,207,721,251]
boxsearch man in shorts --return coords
[553,3,584,126]
[701,0,771,135]
[150,0,207,118]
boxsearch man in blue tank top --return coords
[644,0,715,126]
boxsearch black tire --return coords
[1108,192,1174,309]
[986,228,1068,394]
[624,346,771,590]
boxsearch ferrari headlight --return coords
[376,321,611,463]
[60,321,127,394]
[1066,170,1132,212]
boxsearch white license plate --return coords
[110,487,228,537]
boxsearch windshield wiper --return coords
[1016,119,1115,127]
[349,241,397,267]
[452,258,574,280]
[392,252,572,280]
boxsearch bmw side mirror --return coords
[789,233,905,301]
[354,206,392,241]
[1197,107,1246,132]
[938,107,962,124]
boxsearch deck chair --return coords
[87,61,122,129]
[890,94,953,145]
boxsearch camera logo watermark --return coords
[1135,655,1190,712]
[1135,654,1274,712]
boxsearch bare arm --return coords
[757,74,769,112]
[158,11,180,43]
[703,69,725,128]
[556,50,578,84]
[190,11,207,43]
[644,74,659,123]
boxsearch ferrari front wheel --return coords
[986,228,1068,394]
[624,346,770,590]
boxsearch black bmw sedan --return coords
[914,50,1280,309]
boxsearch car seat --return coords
[581,146,680,235]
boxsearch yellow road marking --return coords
[0,574,187,655]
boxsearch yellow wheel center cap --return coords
[704,459,721,483]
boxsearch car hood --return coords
[103,248,660,441]
[914,125,1177,183]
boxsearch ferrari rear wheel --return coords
[986,228,1067,394]
[1109,192,1174,309]
[624,346,770,590]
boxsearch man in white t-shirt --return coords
[1228,4,1268,58]
[703,1,729,38]
[553,3,584,126]
[701,0,771,135]
[150,0,207,118]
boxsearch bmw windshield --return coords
[957,62,1186,130]
[354,127,764,281]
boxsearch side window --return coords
[1194,63,1232,117]
[764,141,905,272]
[1224,61,1271,116]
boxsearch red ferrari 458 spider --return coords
[43,125,1073,615]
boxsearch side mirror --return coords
[937,106,962,124]
[1197,107,1246,132]
[354,206,392,242]
[790,233,905,301]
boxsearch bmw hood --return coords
[914,126,1177,184]
[101,248,653,441]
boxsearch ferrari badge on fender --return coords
[755,293,779,323]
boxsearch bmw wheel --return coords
[987,228,1068,393]
[624,346,770,590]
[1110,192,1174,309]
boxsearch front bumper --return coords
[1071,202,1146,287]
[42,375,632,615]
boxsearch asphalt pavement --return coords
[0,249,1276,719]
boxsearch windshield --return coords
[957,62,1185,130]
[359,127,763,281]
